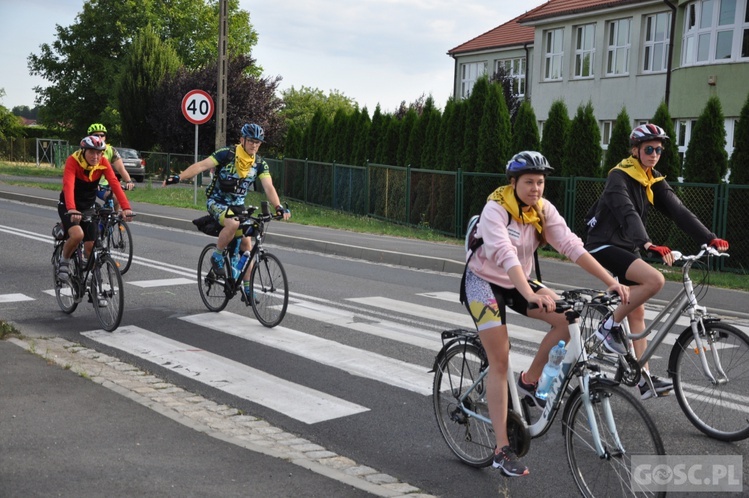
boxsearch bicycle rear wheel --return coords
[432,343,494,468]
[91,255,124,332]
[671,322,749,441]
[105,218,133,275]
[52,244,78,314]
[250,252,289,328]
[197,243,230,312]
[564,381,665,498]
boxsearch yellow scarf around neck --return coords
[73,150,108,180]
[234,144,255,178]
[610,156,665,205]
[487,185,543,233]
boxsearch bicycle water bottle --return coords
[235,251,250,274]
[535,341,567,400]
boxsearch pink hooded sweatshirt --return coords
[468,199,587,289]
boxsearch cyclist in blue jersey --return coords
[164,123,290,298]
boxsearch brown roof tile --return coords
[521,0,648,23]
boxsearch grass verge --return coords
[2,162,746,290]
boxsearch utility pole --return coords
[215,0,228,148]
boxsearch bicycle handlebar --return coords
[671,244,730,263]
[527,289,622,313]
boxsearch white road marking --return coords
[129,278,195,288]
[82,326,368,424]
[0,293,34,303]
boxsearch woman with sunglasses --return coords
[584,123,729,400]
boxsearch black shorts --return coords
[588,245,640,286]
[57,202,97,242]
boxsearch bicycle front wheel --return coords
[197,243,230,312]
[250,252,289,328]
[105,219,133,275]
[52,244,78,314]
[564,381,665,498]
[91,255,124,332]
[671,322,749,441]
[432,344,494,468]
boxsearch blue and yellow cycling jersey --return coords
[206,145,271,207]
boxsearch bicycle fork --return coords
[579,375,625,458]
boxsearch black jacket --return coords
[585,167,716,252]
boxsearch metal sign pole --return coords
[194,124,199,204]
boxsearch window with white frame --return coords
[575,24,596,78]
[607,18,631,75]
[544,28,564,80]
[495,57,526,96]
[600,121,614,146]
[683,0,749,64]
[460,62,487,98]
[643,12,672,72]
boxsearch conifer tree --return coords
[729,92,749,185]
[511,100,540,153]
[397,108,418,166]
[421,102,442,170]
[651,102,681,180]
[563,101,601,177]
[407,97,436,168]
[476,82,511,175]
[441,98,465,171]
[367,105,384,164]
[304,110,325,161]
[684,96,727,183]
[461,76,489,171]
[540,99,570,172]
[604,108,631,171]
[351,108,371,166]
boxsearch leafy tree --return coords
[563,101,601,177]
[11,106,40,120]
[148,55,283,156]
[280,86,357,131]
[650,102,681,180]
[0,90,24,140]
[683,96,728,183]
[540,99,570,173]
[729,91,749,185]
[27,0,256,137]
[512,100,540,153]
[603,108,631,171]
[490,66,522,123]
[117,25,181,151]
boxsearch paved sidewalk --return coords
[0,336,432,497]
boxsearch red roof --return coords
[448,0,648,56]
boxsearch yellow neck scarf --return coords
[610,157,665,205]
[235,144,255,178]
[487,185,543,233]
[73,150,108,181]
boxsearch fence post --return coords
[304,158,309,203]
[406,164,411,226]
[456,168,463,238]
[716,182,730,272]
[331,160,336,209]
[366,161,371,217]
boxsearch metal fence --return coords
[268,158,748,273]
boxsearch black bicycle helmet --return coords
[240,123,264,142]
[630,123,669,146]
[506,151,554,179]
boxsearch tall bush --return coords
[604,108,631,170]
[541,99,570,172]
[651,102,681,180]
[461,76,489,171]
[563,101,601,177]
[684,96,727,183]
[728,92,749,185]
[512,100,540,153]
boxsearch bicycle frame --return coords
[450,297,623,458]
[615,246,730,385]
[221,205,279,292]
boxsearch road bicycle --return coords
[432,289,665,497]
[96,183,134,274]
[51,210,126,331]
[580,245,749,442]
[196,202,289,328]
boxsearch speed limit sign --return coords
[181,89,214,125]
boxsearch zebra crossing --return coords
[5,277,749,426]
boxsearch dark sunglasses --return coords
[92,133,106,138]
[643,145,663,155]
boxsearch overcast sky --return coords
[1,0,541,113]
